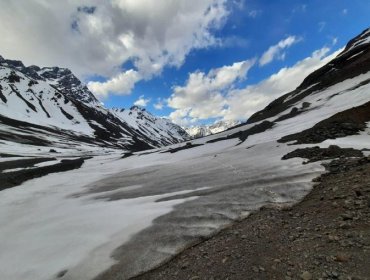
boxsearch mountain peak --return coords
[0,56,25,70]
[0,57,190,150]
[111,107,125,113]
[130,105,145,111]
[185,120,241,138]
[38,67,73,80]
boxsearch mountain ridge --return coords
[248,27,370,124]
[0,56,190,151]
[185,120,241,138]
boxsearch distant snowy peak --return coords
[185,120,241,138]
[110,106,190,145]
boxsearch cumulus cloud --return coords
[169,47,342,125]
[88,70,141,98]
[0,0,229,97]
[247,9,262,18]
[168,59,255,123]
[259,36,301,66]
[223,47,342,120]
[134,95,151,107]
[318,21,326,32]
[154,98,165,110]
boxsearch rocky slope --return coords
[0,56,189,151]
[111,106,189,147]
[248,28,370,125]
[134,155,370,280]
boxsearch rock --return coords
[252,266,259,273]
[335,253,350,262]
[328,235,339,242]
[339,222,352,229]
[181,262,189,269]
[331,270,339,278]
[355,190,363,197]
[341,213,354,221]
[301,271,312,280]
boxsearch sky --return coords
[0,0,370,126]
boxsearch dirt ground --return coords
[133,156,370,280]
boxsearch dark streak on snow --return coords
[0,157,87,191]
[0,84,7,103]
[207,121,275,145]
[9,84,37,112]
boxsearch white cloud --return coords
[332,37,338,46]
[88,70,141,98]
[259,36,301,66]
[223,47,342,120]
[168,59,255,122]
[318,21,326,32]
[169,47,342,125]
[247,9,262,18]
[221,36,249,48]
[0,0,229,97]
[154,99,165,110]
[292,4,307,13]
[134,95,150,107]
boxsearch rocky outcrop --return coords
[278,101,370,144]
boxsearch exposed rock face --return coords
[281,145,363,163]
[111,106,190,146]
[278,101,370,144]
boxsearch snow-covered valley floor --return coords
[1,72,370,280]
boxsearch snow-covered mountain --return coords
[185,120,241,138]
[110,106,190,146]
[0,56,189,151]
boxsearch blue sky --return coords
[100,0,370,124]
[1,0,370,126]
